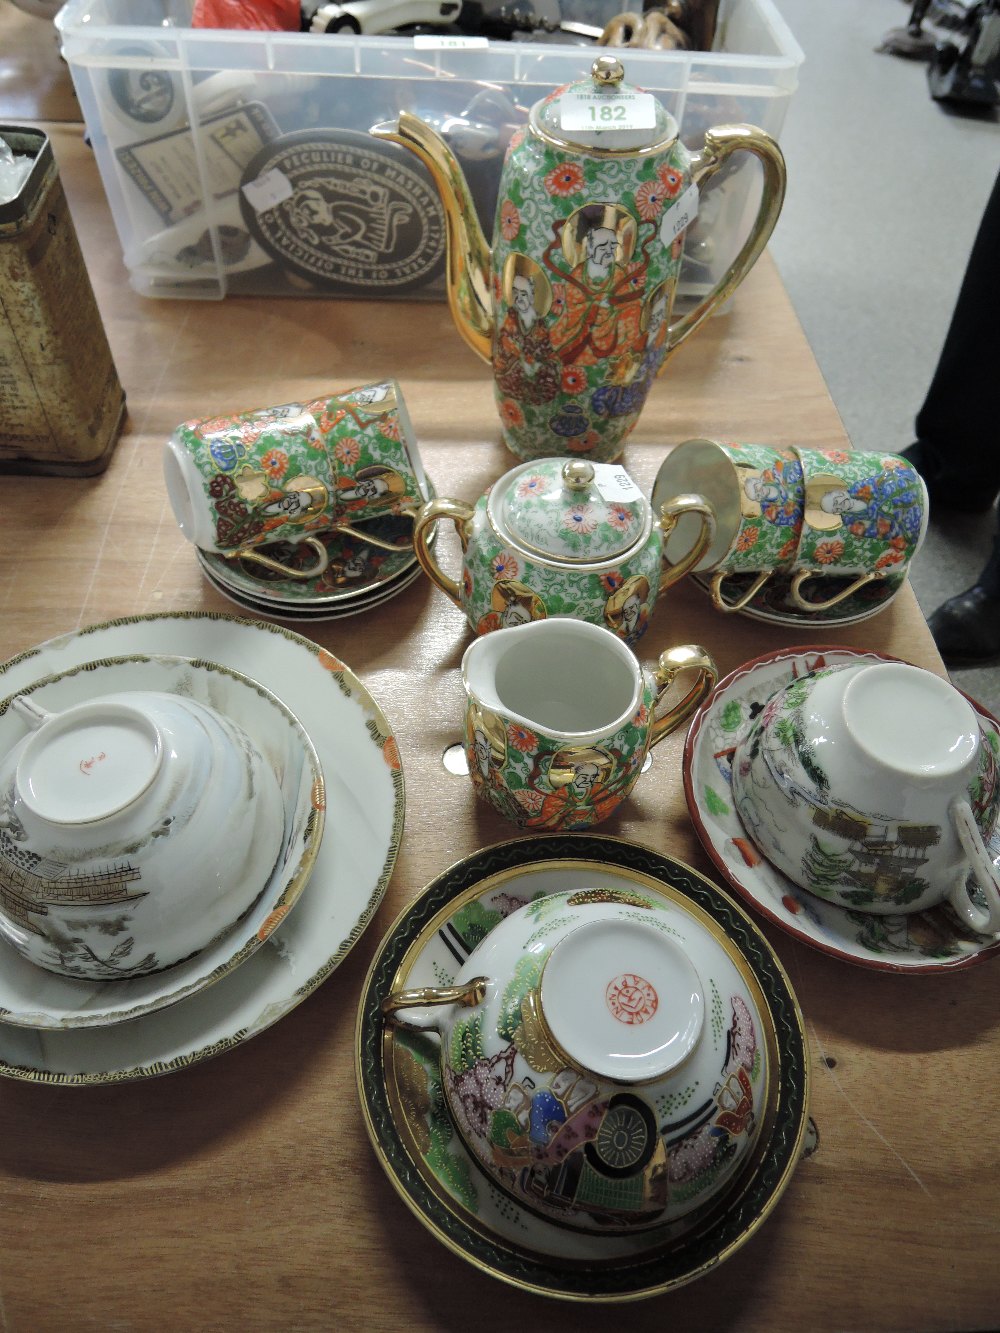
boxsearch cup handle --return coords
[331,517,416,553]
[709,568,774,613]
[381,978,488,1031]
[225,536,330,580]
[949,799,1000,934]
[657,493,716,595]
[648,644,717,747]
[9,695,55,730]
[660,124,786,368]
[788,568,884,613]
[413,497,475,609]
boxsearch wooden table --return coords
[2,13,997,1331]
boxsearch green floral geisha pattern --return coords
[464,677,655,829]
[173,381,424,550]
[490,128,690,463]
[793,449,926,583]
[460,492,663,644]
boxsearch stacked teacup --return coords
[163,379,433,616]
[652,440,928,620]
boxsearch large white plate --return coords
[0,654,324,1029]
[0,612,404,1082]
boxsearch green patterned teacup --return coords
[652,438,805,612]
[163,379,428,578]
[461,618,715,830]
[789,448,928,612]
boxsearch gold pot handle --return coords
[662,123,786,367]
[657,492,716,595]
[413,497,475,609]
[381,978,487,1027]
[649,644,717,747]
[788,568,883,613]
[226,536,329,580]
[709,568,774,613]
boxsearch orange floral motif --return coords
[875,549,905,569]
[334,437,361,465]
[777,537,798,561]
[500,199,521,241]
[319,648,345,673]
[544,163,584,197]
[507,723,537,753]
[561,367,587,394]
[634,178,667,221]
[736,526,760,552]
[567,430,600,453]
[257,905,289,941]
[261,448,288,480]
[657,163,684,197]
[491,551,520,579]
[550,283,567,318]
[820,450,850,464]
[500,399,524,429]
[379,417,401,442]
[814,539,845,564]
[382,736,401,770]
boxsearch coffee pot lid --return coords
[496,458,648,563]
[531,56,678,155]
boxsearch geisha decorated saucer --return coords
[683,645,1000,973]
[0,654,323,1029]
[0,612,403,1082]
[356,834,808,1301]
[690,567,908,628]
[199,553,424,622]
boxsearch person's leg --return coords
[926,514,1000,663]
[903,164,1000,510]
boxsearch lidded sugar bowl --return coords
[413,456,713,643]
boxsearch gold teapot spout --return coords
[371,112,493,364]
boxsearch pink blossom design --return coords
[563,504,597,535]
[517,474,549,499]
[491,550,520,579]
[607,505,632,530]
[500,199,521,241]
[635,178,666,221]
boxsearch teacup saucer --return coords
[356,833,808,1301]
[200,554,424,622]
[199,509,420,608]
[0,654,324,1029]
[690,569,907,627]
[0,612,403,1082]
[683,645,1000,972]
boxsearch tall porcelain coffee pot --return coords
[373,56,786,464]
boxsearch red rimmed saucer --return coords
[683,644,1000,973]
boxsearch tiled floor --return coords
[767,0,1000,712]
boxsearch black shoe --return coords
[899,442,999,514]
[927,584,1000,665]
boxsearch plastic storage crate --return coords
[56,0,802,300]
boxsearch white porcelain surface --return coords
[0,655,323,1027]
[684,646,1000,972]
[0,672,288,979]
[730,660,1000,929]
[0,613,402,1079]
[388,886,768,1232]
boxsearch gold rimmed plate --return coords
[356,834,809,1302]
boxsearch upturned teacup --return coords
[382,888,770,1232]
[0,682,285,978]
[163,379,428,578]
[461,618,715,829]
[730,661,1000,931]
[788,448,928,612]
[651,439,805,612]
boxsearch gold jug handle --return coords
[657,492,716,596]
[662,123,787,369]
[709,568,774,613]
[382,978,487,1019]
[788,568,884,613]
[226,535,329,580]
[413,497,475,608]
[649,644,717,747]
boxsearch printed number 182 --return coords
[589,104,627,122]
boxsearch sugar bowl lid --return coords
[493,458,649,564]
[530,56,678,155]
